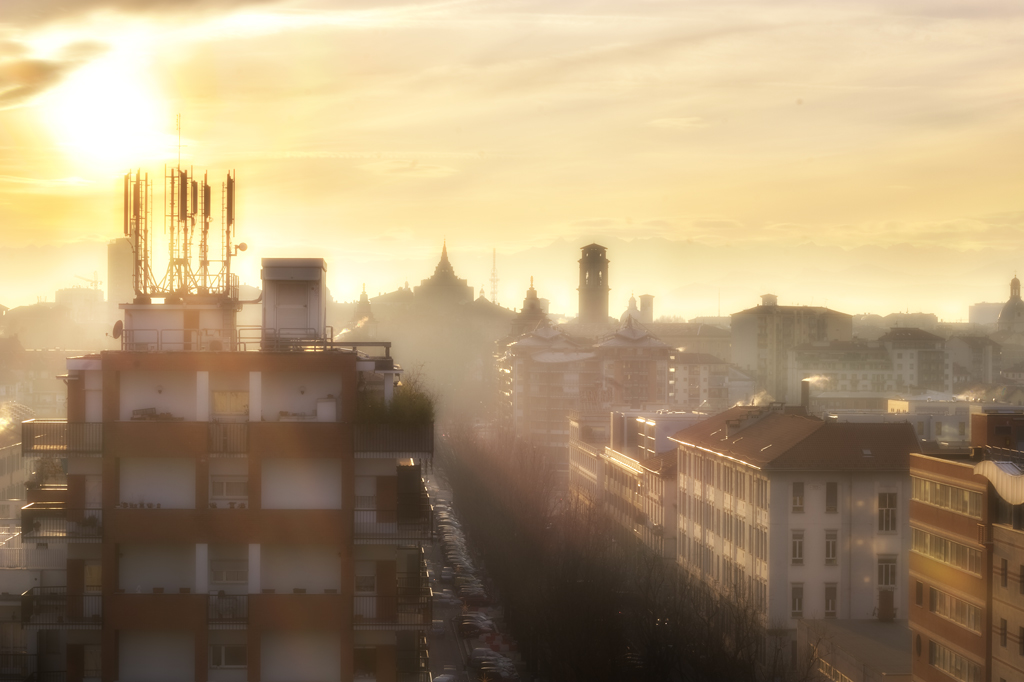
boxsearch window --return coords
[826,482,838,513]
[878,556,897,588]
[878,492,897,532]
[1001,618,1007,647]
[915,581,923,606]
[1021,565,1024,595]
[928,641,982,682]
[210,550,249,581]
[912,477,982,518]
[1002,558,1009,588]
[211,477,248,500]
[355,575,376,593]
[825,531,837,566]
[1019,626,1023,656]
[928,587,981,632]
[791,584,803,617]
[936,422,943,436]
[825,584,837,618]
[959,422,966,436]
[84,564,102,593]
[210,645,246,668]
[793,482,804,513]
[792,532,804,565]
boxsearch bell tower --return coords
[578,243,609,325]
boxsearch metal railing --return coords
[21,421,102,456]
[0,653,36,681]
[21,588,102,628]
[208,593,248,624]
[21,506,102,542]
[396,632,430,682]
[353,505,433,542]
[354,424,434,457]
[352,594,432,629]
[209,423,248,454]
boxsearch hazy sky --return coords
[2,0,1023,321]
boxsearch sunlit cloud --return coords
[648,117,707,130]
[359,159,457,178]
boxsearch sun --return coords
[41,52,174,171]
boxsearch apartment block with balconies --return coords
[17,258,434,682]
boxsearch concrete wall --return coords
[119,370,198,421]
[119,631,195,682]
[261,545,341,593]
[119,544,195,592]
[260,371,342,422]
[120,458,196,508]
[261,459,341,510]
[261,632,340,682]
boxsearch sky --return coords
[1,0,1023,321]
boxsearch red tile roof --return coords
[670,405,916,471]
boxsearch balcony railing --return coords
[208,593,248,624]
[352,594,432,629]
[21,505,102,542]
[354,424,433,459]
[21,420,102,457]
[22,588,102,628]
[208,423,248,454]
[0,653,36,681]
[395,632,430,682]
[353,505,433,542]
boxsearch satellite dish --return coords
[237,242,248,252]
[112,320,123,339]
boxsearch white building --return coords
[672,404,917,663]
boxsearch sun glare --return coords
[41,52,173,171]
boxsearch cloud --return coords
[0,0,284,27]
[0,58,71,107]
[0,40,109,108]
[359,159,457,178]
[0,175,94,193]
[647,117,708,130]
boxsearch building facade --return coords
[16,258,434,682]
[672,405,917,663]
[731,294,853,403]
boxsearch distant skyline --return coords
[2,1,1023,321]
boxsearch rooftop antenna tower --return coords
[490,248,499,304]
[122,116,245,302]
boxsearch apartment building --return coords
[907,452,989,682]
[975,452,1024,682]
[567,410,703,560]
[672,405,917,663]
[669,353,729,413]
[499,317,672,457]
[731,294,853,403]
[15,258,434,682]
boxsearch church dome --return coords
[619,294,641,324]
[998,276,1024,332]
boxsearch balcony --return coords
[354,423,433,460]
[354,557,431,630]
[0,654,38,681]
[353,502,433,543]
[208,593,248,626]
[352,593,431,630]
[21,588,102,629]
[209,422,248,454]
[21,420,102,457]
[20,504,102,542]
[396,632,431,682]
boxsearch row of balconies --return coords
[20,503,434,544]
[21,586,432,630]
[21,420,433,459]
